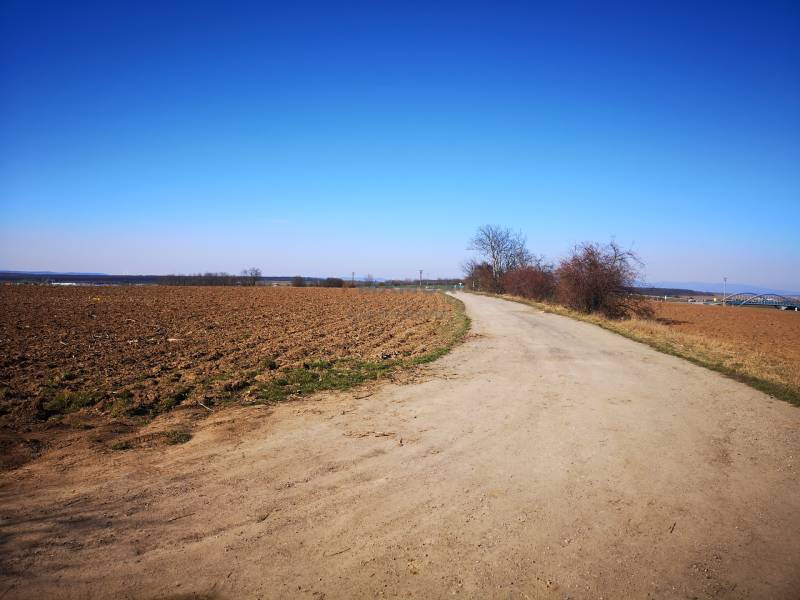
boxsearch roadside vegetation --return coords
[464,224,652,318]
[464,224,799,406]
[252,303,469,403]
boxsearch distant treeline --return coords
[0,270,263,286]
[0,271,714,297]
[0,272,163,285]
[629,286,714,297]
[383,278,462,287]
[0,271,463,289]
[162,269,262,286]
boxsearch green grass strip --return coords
[252,293,470,403]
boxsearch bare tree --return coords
[468,225,533,289]
[243,267,262,286]
[291,275,306,287]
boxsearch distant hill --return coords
[0,271,167,284]
[0,271,242,285]
[646,281,800,297]
[0,271,434,287]
[632,286,714,297]
[0,270,109,276]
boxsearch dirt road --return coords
[2,292,798,599]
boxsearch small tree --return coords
[555,242,649,318]
[291,275,306,287]
[468,225,532,290]
[322,277,344,288]
[241,267,261,286]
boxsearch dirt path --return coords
[2,292,798,599]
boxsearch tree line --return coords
[290,276,353,288]
[463,225,650,318]
[160,268,262,286]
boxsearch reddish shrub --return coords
[463,260,500,293]
[555,242,650,318]
[502,266,556,301]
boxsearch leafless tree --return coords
[291,275,306,287]
[243,267,262,286]
[468,225,534,289]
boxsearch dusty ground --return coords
[1,292,798,599]
[511,296,800,403]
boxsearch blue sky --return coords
[1,1,798,287]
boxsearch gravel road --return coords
[2,291,798,599]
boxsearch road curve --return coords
[2,292,799,599]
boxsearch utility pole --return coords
[723,277,727,307]
[419,269,423,289]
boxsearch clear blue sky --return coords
[1,1,798,288]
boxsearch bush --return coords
[502,266,556,301]
[164,430,192,445]
[42,390,98,415]
[322,277,344,288]
[291,276,306,287]
[463,261,499,292]
[555,242,650,318]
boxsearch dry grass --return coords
[495,294,800,406]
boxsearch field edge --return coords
[0,289,472,470]
[249,292,471,404]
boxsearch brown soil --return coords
[646,302,800,399]
[651,302,800,365]
[0,286,462,469]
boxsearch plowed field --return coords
[0,286,466,467]
[636,302,799,402]
[652,302,800,364]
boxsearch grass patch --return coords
[108,390,134,417]
[43,390,100,415]
[253,293,470,403]
[253,359,394,403]
[155,387,192,414]
[164,430,192,445]
[487,292,800,407]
